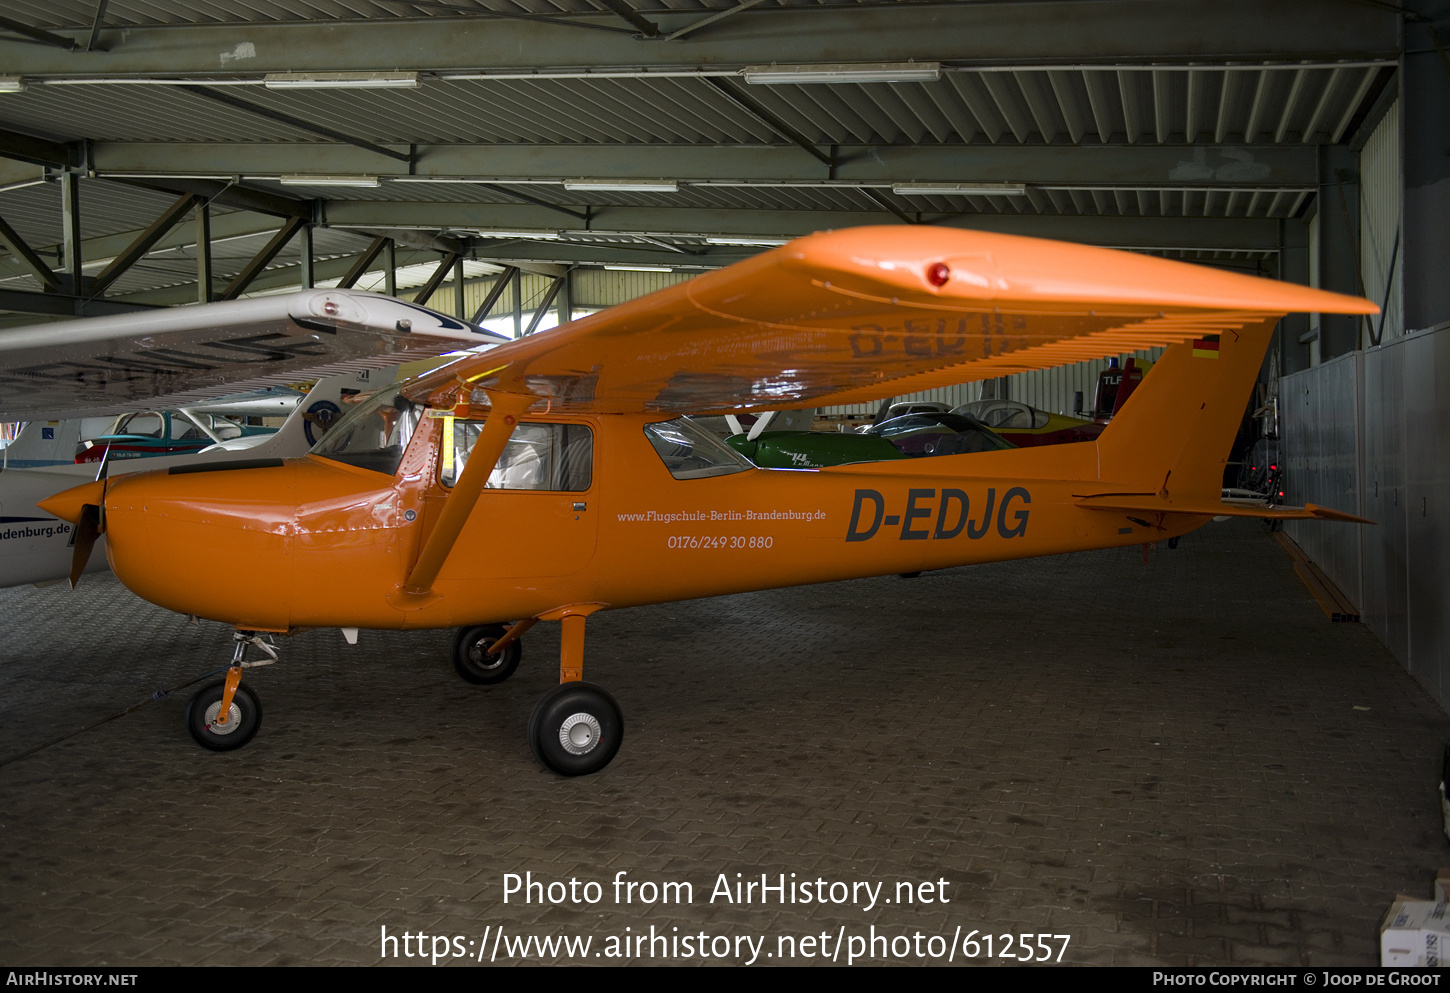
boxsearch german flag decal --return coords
[1192,335,1221,359]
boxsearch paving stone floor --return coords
[0,519,1446,967]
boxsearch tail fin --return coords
[1084,318,1372,523]
[1092,319,1273,507]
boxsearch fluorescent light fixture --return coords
[278,174,381,187]
[264,71,420,89]
[892,182,1028,197]
[742,62,941,85]
[0,77,25,93]
[604,264,673,272]
[704,236,790,247]
[563,179,679,193]
[469,229,562,241]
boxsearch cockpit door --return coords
[437,417,599,581]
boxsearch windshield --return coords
[310,388,422,475]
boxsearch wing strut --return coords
[400,391,531,600]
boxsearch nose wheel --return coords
[183,631,276,751]
[528,682,623,777]
[186,681,262,751]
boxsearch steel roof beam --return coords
[89,192,200,295]
[474,183,588,221]
[660,0,771,43]
[320,199,1282,249]
[336,236,390,290]
[0,287,154,317]
[471,266,518,323]
[0,128,81,169]
[112,176,312,220]
[3,208,301,277]
[411,251,462,307]
[91,142,1320,187]
[372,0,634,36]
[85,1,110,53]
[862,189,918,225]
[594,0,661,38]
[342,226,469,258]
[0,212,61,291]
[108,247,444,307]
[0,2,1396,75]
[524,274,567,335]
[0,15,80,53]
[178,86,412,165]
[704,79,833,166]
[218,216,307,301]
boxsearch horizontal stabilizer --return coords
[1074,493,1374,524]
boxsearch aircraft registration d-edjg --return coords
[37,227,1376,776]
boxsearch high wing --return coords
[0,289,506,421]
[406,227,1375,414]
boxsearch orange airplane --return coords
[39,227,1375,776]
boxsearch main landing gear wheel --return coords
[451,624,522,685]
[185,681,263,751]
[528,682,623,777]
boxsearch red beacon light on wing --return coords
[927,263,950,287]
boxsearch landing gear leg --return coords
[527,611,622,777]
[184,631,276,751]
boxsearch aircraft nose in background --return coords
[38,479,105,525]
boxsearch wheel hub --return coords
[203,701,243,735]
[559,713,601,755]
[468,642,504,671]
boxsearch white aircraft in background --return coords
[4,386,306,469]
[0,370,388,588]
[0,289,507,589]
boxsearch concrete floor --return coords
[1,519,1446,967]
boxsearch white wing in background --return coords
[0,289,506,420]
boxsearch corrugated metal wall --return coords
[400,268,692,336]
[570,269,694,309]
[1360,100,1403,343]
[1282,352,1363,605]
[1279,100,1450,710]
[1397,329,1450,706]
[1281,326,1449,712]
[1287,329,1444,707]
[820,347,1166,417]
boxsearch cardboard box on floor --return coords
[1379,871,1450,967]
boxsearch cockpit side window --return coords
[119,412,163,438]
[441,419,593,491]
[644,417,753,479]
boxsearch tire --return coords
[185,681,262,751]
[451,624,522,685]
[527,682,623,777]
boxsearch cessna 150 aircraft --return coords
[35,227,1375,776]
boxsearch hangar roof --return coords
[0,0,1403,319]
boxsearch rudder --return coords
[1094,318,1276,504]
